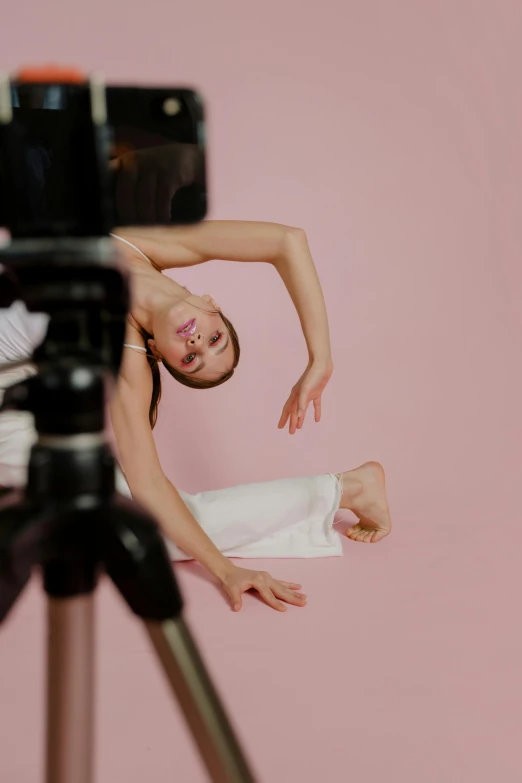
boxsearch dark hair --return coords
[141,313,240,429]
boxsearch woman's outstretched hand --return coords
[278,358,333,435]
[220,564,307,612]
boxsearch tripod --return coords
[0,245,256,783]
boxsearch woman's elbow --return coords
[279,225,308,257]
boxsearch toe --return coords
[347,520,391,544]
[372,529,389,543]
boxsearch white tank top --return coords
[0,234,151,485]
[0,302,49,486]
[0,301,49,394]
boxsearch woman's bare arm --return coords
[114,220,332,366]
[113,221,290,268]
[110,340,231,581]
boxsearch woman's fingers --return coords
[289,397,302,434]
[224,570,307,612]
[279,389,300,431]
[272,582,307,607]
[289,409,300,435]
[285,390,319,433]
[226,585,243,612]
[297,390,312,430]
[278,397,293,429]
[257,587,287,612]
[278,407,290,429]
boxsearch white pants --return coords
[0,406,344,560]
[116,469,344,560]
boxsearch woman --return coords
[0,220,391,612]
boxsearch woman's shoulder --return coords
[111,232,163,272]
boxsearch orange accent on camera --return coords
[16,65,86,84]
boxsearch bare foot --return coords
[338,462,392,543]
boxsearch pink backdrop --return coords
[0,0,519,511]
[0,2,521,782]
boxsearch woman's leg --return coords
[115,467,342,559]
[115,462,391,561]
[177,473,344,561]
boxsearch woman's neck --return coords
[127,261,190,335]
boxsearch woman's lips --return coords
[177,318,197,337]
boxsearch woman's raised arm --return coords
[114,221,334,432]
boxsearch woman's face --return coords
[150,295,235,381]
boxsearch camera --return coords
[0,71,207,238]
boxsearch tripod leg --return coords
[46,594,95,783]
[0,490,97,782]
[105,494,256,782]
[146,617,256,783]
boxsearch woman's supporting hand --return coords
[219,564,307,612]
[278,358,334,435]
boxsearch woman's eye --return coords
[209,332,222,345]
[182,353,196,365]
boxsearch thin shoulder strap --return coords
[123,343,149,354]
[110,233,153,266]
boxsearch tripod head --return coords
[0,237,128,433]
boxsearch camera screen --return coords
[106,87,207,227]
[0,83,207,238]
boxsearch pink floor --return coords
[1,511,521,783]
